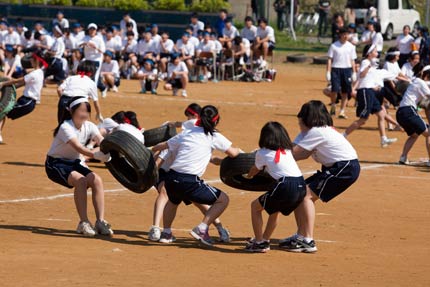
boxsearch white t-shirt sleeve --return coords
[24,71,36,85]
[88,81,98,101]
[327,44,334,58]
[211,132,232,152]
[295,129,325,151]
[167,133,183,153]
[88,121,101,139]
[254,149,265,170]
[180,61,189,73]
[57,122,76,143]
[359,60,370,74]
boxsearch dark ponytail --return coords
[53,96,91,136]
[197,105,219,135]
[111,110,141,129]
[413,62,424,77]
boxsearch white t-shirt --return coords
[358,59,379,89]
[101,60,120,78]
[383,61,401,77]
[361,30,372,43]
[136,39,156,56]
[176,39,195,56]
[372,32,384,52]
[256,26,275,43]
[400,78,430,109]
[83,35,105,62]
[197,40,215,53]
[328,40,357,68]
[181,118,197,130]
[222,26,239,39]
[72,31,85,44]
[105,37,122,52]
[20,36,34,49]
[120,18,138,40]
[23,68,44,101]
[47,120,100,160]
[294,126,358,167]
[255,148,302,180]
[396,34,414,54]
[122,39,137,54]
[117,123,144,144]
[190,21,205,36]
[213,40,223,54]
[60,75,98,101]
[241,25,257,42]
[401,62,415,80]
[138,67,158,78]
[64,35,78,50]
[4,54,22,69]
[53,18,69,29]
[189,36,200,49]
[167,126,232,177]
[167,61,188,79]
[51,37,65,59]
[3,31,21,46]
[160,39,174,53]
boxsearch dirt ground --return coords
[0,53,429,286]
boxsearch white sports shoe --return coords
[381,137,397,148]
[101,88,107,98]
[94,219,114,236]
[112,86,118,93]
[148,226,161,241]
[181,90,187,97]
[76,221,96,237]
[399,155,409,165]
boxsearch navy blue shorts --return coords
[7,96,36,120]
[331,68,352,94]
[45,58,66,82]
[258,176,306,215]
[306,159,360,203]
[356,88,382,119]
[396,106,428,136]
[155,168,168,188]
[168,79,183,89]
[164,170,222,205]
[45,156,93,189]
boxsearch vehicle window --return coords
[389,0,399,10]
[402,0,411,9]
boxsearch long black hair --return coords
[111,110,141,129]
[412,63,430,79]
[54,96,91,136]
[297,100,333,128]
[258,121,293,151]
[197,105,219,135]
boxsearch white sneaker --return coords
[148,226,161,241]
[399,155,409,165]
[381,137,397,148]
[76,221,96,237]
[101,89,107,98]
[112,86,118,93]
[181,90,187,97]
[94,219,114,236]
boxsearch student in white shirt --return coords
[98,111,143,143]
[175,32,195,72]
[158,31,175,74]
[396,64,430,166]
[57,61,103,124]
[383,47,411,107]
[401,51,420,80]
[279,100,360,253]
[104,27,122,58]
[63,29,78,59]
[245,122,306,253]
[81,23,105,86]
[45,97,113,237]
[232,36,250,66]
[71,23,85,44]
[190,13,205,37]
[137,59,158,94]
[164,53,189,97]
[241,16,257,43]
[343,44,397,147]
[347,23,358,45]
[152,105,241,245]
[219,18,239,49]
[396,25,415,67]
[3,23,21,50]
[326,27,357,118]
[2,45,23,79]
[0,54,46,144]
[372,22,384,57]
[52,10,69,29]
[99,50,120,96]
[253,17,276,61]
[210,32,223,55]
[196,32,215,82]
[45,25,67,84]
[120,12,138,40]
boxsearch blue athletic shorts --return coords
[396,106,428,136]
[356,88,382,119]
[7,96,36,120]
[306,159,360,202]
[331,68,352,94]
[45,156,93,189]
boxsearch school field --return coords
[0,52,429,286]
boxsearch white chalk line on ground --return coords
[0,163,387,204]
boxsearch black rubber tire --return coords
[100,130,158,194]
[220,153,277,192]
[143,125,177,147]
[0,77,16,121]
[312,56,329,65]
[286,53,308,63]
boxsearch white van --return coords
[351,0,420,40]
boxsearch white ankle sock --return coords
[198,223,208,231]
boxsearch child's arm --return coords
[210,156,223,166]
[152,141,168,152]
[0,77,25,89]
[292,145,313,161]
[246,165,261,179]
[224,146,241,158]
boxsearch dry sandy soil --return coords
[0,53,429,286]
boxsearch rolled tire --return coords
[143,125,177,147]
[220,153,277,192]
[286,54,308,63]
[100,130,158,194]
[312,56,329,65]
[0,77,16,121]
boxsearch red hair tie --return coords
[194,118,201,126]
[123,116,131,124]
[32,53,48,69]
[274,148,286,164]
[195,114,219,127]
[77,71,85,78]
[211,114,219,123]
[186,107,198,117]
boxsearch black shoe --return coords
[279,237,317,253]
[245,240,270,253]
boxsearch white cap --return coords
[87,23,98,30]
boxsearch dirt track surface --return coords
[1,55,429,286]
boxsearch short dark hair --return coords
[184,103,201,117]
[233,35,242,45]
[297,100,333,128]
[244,16,253,22]
[191,12,199,18]
[219,9,228,14]
[412,62,430,79]
[385,46,399,62]
[126,31,135,37]
[258,17,268,25]
[258,122,293,151]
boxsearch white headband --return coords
[423,65,430,73]
[366,44,377,56]
[387,51,400,56]
[69,98,89,109]
[54,25,63,35]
